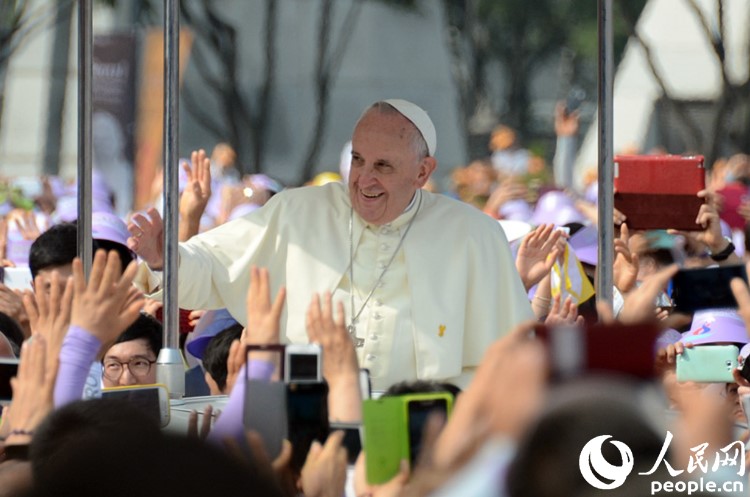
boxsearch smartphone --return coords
[286,381,330,472]
[0,358,19,404]
[676,345,739,383]
[330,421,362,465]
[534,322,660,380]
[244,344,287,458]
[359,368,371,400]
[362,392,453,484]
[244,379,288,458]
[284,343,322,383]
[406,394,452,466]
[565,86,586,116]
[245,343,285,380]
[101,383,170,428]
[2,267,33,291]
[672,265,748,314]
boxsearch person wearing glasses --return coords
[101,313,162,388]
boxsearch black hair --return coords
[0,313,23,357]
[113,313,163,357]
[28,223,77,279]
[28,221,133,279]
[383,379,461,399]
[92,239,134,272]
[202,324,243,392]
[30,399,284,497]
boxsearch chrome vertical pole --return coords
[597,0,615,308]
[156,0,185,399]
[77,0,93,278]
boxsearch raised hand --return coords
[23,271,73,371]
[178,150,212,241]
[306,292,361,421]
[544,295,584,327]
[613,223,639,293]
[2,336,57,446]
[300,430,349,497]
[127,207,164,270]
[243,266,286,345]
[515,224,563,291]
[70,250,144,345]
[618,264,679,324]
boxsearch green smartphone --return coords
[362,392,453,484]
[676,345,739,383]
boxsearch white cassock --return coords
[143,182,532,390]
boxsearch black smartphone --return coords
[406,396,449,466]
[672,265,748,314]
[565,86,586,116]
[0,358,19,402]
[330,421,362,465]
[286,381,330,472]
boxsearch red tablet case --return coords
[614,155,705,230]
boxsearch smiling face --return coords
[348,107,436,225]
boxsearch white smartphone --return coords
[102,383,171,428]
[284,343,322,383]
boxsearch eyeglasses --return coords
[102,356,156,382]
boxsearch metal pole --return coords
[156,0,185,399]
[596,0,614,308]
[77,0,93,279]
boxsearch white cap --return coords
[383,99,437,156]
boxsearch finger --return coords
[335,300,346,329]
[272,439,293,472]
[34,275,49,321]
[620,223,629,243]
[320,291,334,333]
[271,286,286,322]
[48,271,61,319]
[97,251,123,299]
[146,207,164,233]
[200,405,213,439]
[187,410,198,438]
[88,249,109,294]
[596,300,615,324]
[72,257,86,296]
[22,291,39,330]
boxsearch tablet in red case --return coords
[614,155,705,230]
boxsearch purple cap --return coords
[530,191,586,227]
[681,309,749,346]
[54,195,114,223]
[499,199,533,222]
[185,309,240,360]
[92,211,131,246]
[656,328,683,351]
[568,225,598,266]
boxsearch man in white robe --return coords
[129,99,532,390]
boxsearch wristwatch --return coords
[709,237,735,262]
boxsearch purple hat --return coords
[656,328,683,351]
[530,191,586,227]
[681,309,749,346]
[185,309,240,360]
[568,225,598,266]
[92,211,131,247]
[53,195,114,223]
[499,199,533,222]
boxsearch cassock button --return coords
[377,261,386,270]
[373,299,382,307]
[380,243,389,251]
[366,354,377,362]
[373,312,382,320]
[369,334,378,341]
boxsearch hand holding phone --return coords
[672,265,748,313]
[676,345,739,383]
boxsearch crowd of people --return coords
[0,98,750,496]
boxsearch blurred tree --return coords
[441,0,646,159]
[617,0,750,167]
[180,0,276,175]
[0,0,64,136]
